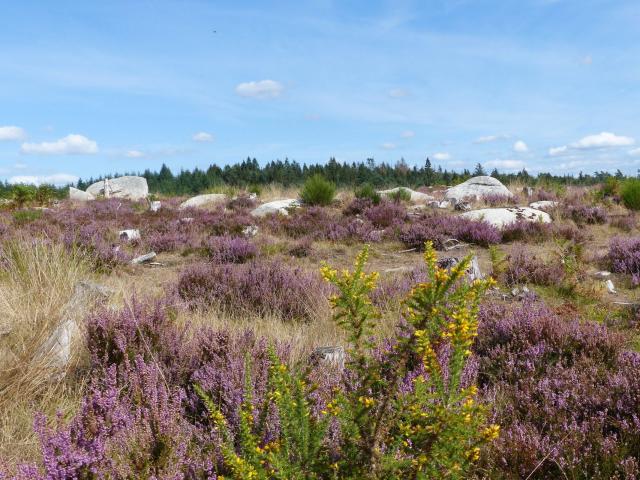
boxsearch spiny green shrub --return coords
[354,183,381,204]
[300,174,336,206]
[196,244,498,479]
[12,209,43,225]
[621,178,640,210]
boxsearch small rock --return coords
[437,257,459,270]
[438,200,451,209]
[250,199,300,218]
[131,252,157,265]
[248,192,257,200]
[468,256,483,281]
[119,229,141,242]
[179,193,226,210]
[529,200,558,211]
[310,346,345,369]
[605,279,617,294]
[149,201,161,212]
[454,201,472,212]
[243,225,259,237]
[524,186,534,197]
[180,217,194,224]
[592,271,611,279]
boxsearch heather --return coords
[476,302,640,479]
[2,181,640,477]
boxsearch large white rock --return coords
[69,187,94,202]
[179,193,227,210]
[250,199,300,217]
[444,176,512,203]
[86,176,149,200]
[460,207,551,229]
[378,187,434,203]
[529,200,558,211]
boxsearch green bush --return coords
[11,184,36,208]
[12,209,43,224]
[621,179,640,210]
[300,174,336,206]
[248,184,262,196]
[601,177,620,198]
[354,183,381,204]
[387,187,412,203]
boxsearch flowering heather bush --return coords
[482,193,516,207]
[342,197,374,216]
[503,249,563,286]
[176,261,329,322]
[288,237,313,258]
[501,219,552,243]
[362,200,407,228]
[607,236,640,286]
[475,302,640,479]
[399,214,501,250]
[610,214,637,232]
[226,194,257,210]
[563,204,608,225]
[205,235,257,263]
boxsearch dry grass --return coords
[0,239,93,462]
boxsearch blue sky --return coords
[1,0,639,185]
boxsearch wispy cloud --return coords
[0,126,27,141]
[21,134,98,155]
[549,132,635,156]
[433,152,450,161]
[192,131,214,142]
[381,142,396,150]
[513,140,528,152]
[474,134,510,144]
[9,173,78,185]
[486,159,526,170]
[125,150,145,158]
[401,130,415,138]
[235,80,284,99]
[388,88,410,98]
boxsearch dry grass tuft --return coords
[0,239,92,462]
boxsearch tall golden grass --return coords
[0,239,91,462]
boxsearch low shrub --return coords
[300,174,336,206]
[610,214,637,232]
[607,236,640,285]
[12,209,43,225]
[176,261,328,321]
[399,214,501,250]
[343,197,374,216]
[205,235,257,263]
[501,219,552,243]
[503,249,563,286]
[362,200,407,228]
[386,187,412,203]
[563,204,608,224]
[483,193,516,207]
[476,302,640,479]
[621,178,640,210]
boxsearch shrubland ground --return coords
[1,178,639,479]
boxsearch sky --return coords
[1,0,639,185]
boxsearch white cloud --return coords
[192,131,214,142]
[235,80,284,99]
[485,159,526,170]
[21,134,98,155]
[9,173,78,186]
[549,145,568,156]
[630,148,640,157]
[125,150,145,158]
[400,130,415,138]
[13,163,27,169]
[582,55,593,65]
[389,88,410,98]
[571,132,634,149]
[381,142,396,150]
[474,134,509,144]
[433,152,450,161]
[513,140,528,153]
[0,126,27,141]
[549,132,635,157]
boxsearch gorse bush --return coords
[196,243,498,479]
[300,174,336,206]
[621,178,640,210]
